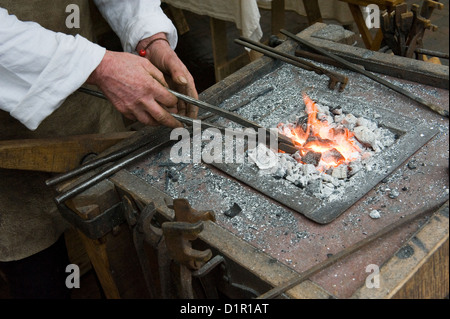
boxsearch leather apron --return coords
[0,0,125,261]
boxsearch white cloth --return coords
[162,0,353,43]
[257,0,354,25]
[0,0,177,131]
[94,0,178,52]
[163,0,263,41]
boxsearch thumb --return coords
[173,73,188,86]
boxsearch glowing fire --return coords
[278,93,362,171]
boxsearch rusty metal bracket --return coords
[163,221,212,270]
[168,198,216,224]
[163,199,215,270]
[192,255,260,299]
[158,199,216,298]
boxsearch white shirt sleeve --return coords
[0,8,106,130]
[93,0,178,53]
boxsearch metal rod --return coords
[237,37,337,75]
[79,86,265,132]
[46,133,155,186]
[280,29,449,118]
[172,113,298,154]
[234,37,348,91]
[257,199,448,299]
[78,87,107,99]
[168,88,265,131]
[54,139,172,205]
[414,48,449,59]
[172,113,228,133]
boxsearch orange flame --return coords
[279,93,362,170]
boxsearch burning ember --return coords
[248,94,396,199]
[278,94,363,171]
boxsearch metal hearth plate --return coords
[211,105,438,224]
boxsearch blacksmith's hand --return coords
[86,49,182,128]
[136,32,199,119]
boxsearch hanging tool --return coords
[280,29,448,118]
[234,36,348,92]
[380,1,442,59]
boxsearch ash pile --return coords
[248,96,397,200]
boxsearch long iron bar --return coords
[280,29,449,118]
[199,86,274,121]
[54,138,172,205]
[78,87,295,149]
[257,199,448,299]
[172,113,298,154]
[46,132,155,186]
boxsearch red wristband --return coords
[138,38,170,57]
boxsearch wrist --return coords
[137,33,170,58]
[86,50,112,86]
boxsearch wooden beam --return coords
[0,131,135,173]
[393,239,449,298]
[271,0,285,35]
[348,3,376,49]
[303,0,323,25]
[164,5,190,36]
[77,230,121,299]
[210,17,229,82]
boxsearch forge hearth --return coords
[211,63,439,224]
[247,93,398,202]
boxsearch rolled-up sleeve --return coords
[0,8,106,130]
[93,0,178,53]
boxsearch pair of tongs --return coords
[77,87,296,154]
[50,87,298,203]
[167,89,298,154]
